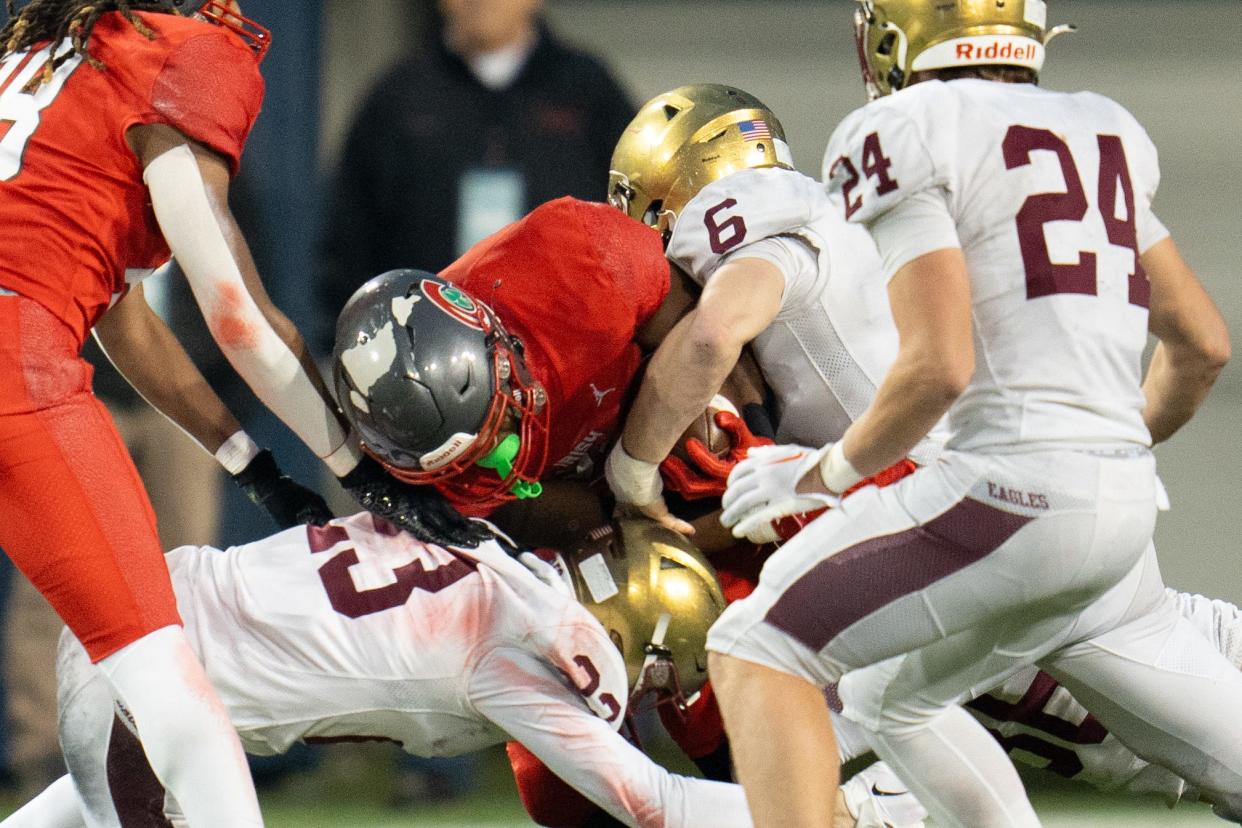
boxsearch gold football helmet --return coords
[565,518,726,714]
[608,84,793,238]
[854,0,1076,99]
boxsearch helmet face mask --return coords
[854,0,1074,100]
[608,84,794,239]
[164,0,272,60]
[565,520,726,717]
[333,271,548,507]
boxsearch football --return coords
[672,394,739,462]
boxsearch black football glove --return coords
[338,455,493,548]
[232,450,333,529]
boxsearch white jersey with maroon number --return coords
[160,513,752,828]
[967,590,1242,805]
[168,512,622,757]
[667,166,945,460]
[824,79,1168,454]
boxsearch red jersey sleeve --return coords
[149,31,264,174]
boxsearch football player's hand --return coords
[605,440,694,535]
[232,449,333,529]
[339,456,493,548]
[660,411,775,500]
[732,457,921,544]
[720,443,838,544]
[502,543,574,598]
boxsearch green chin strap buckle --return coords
[476,434,543,500]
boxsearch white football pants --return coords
[709,448,1164,827]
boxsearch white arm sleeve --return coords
[144,145,360,475]
[469,647,753,828]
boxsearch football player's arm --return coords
[1140,237,1230,445]
[805,246,972,495]
[94,282,241,455]
[607,258,783,531]
[128,122,363,479]
[469,647,754,828]
[94,282,331,528]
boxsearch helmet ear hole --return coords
[877,31,897,56]
[662,104,681,121]
[642,200,664,227]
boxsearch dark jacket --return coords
[319,23,635,347]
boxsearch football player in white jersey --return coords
[602,80,1242,825]
[1,515,913,828]
[604,84,934,540]
[5,515,753,828]
[705,2,1242,826]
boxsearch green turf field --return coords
[0,743,1225,826]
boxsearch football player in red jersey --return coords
[334,197,680,523]
[0,3,480,825]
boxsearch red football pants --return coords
[0,296,180,661]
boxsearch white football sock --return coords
[96,626,262,826]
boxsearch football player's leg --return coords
[54,631,124,828]
[838,628,1068,828]
[0,315,262,826]
[0,775,87,828]
[1041,589,1242,818]
[96,626,259,827]
[841,762,928,828]
[708,461,1034,827]
[708,651,838,828]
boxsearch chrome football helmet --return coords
[564,519,726,715]
[163,0,271,59]
[854,0,1075,99]
[608,84,793,239]
[333,270,548,507]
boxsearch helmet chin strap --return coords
[633,612,678,708]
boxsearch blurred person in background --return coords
[318,0,635,348]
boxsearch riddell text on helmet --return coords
[955,41,1039,61]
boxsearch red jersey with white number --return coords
[0,12,264,345]
[823,80,1167,453]
[440,197,670,512]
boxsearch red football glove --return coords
[660,411,775,500]
[767,458,920,543]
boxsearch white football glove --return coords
[721,443,838,543]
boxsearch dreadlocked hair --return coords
[1,0,179,86]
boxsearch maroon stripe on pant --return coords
[967,671,1108,745]
[107,713,174,827]
[764,497,1033,652]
